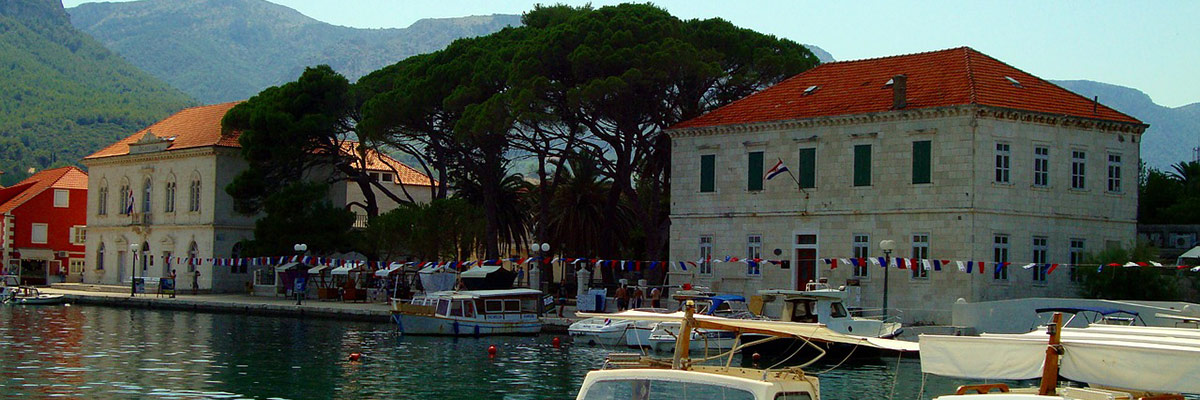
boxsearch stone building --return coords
[666,47,1147,323]
[82,102,433,292]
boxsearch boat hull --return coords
[392,313,540,336]
[13,295,65,305]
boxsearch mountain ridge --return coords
[1052,80,1198,170]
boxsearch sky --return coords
[63,0,1200,108]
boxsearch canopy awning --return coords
[331,264,364,275]
[461,265,503,278]
[276,262,302,271]
[308,265,331,275]
[374,263,403,277]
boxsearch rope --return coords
[810,343,859,375]
[916,371,928,400]
[888,348,903,400]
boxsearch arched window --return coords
[97,183,109,215]
[119,179,131,215]
[141,241,151,271]
[142,178,152,213]
[187,241,199,272]
[164,175,176,213]
[188,173,201,212]
[97,243,106,270]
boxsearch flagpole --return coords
[780,159,809,199]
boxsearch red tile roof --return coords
[671,47,1143,130]
[85,102,242,160]
[85,102,436,187]
[0,167,88,214]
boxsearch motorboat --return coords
[645,293,762,353]
[574,305,918,400]
[6,286,66,305]
[0,275,18,300]
[390,289,542,336]
[1032,306,1146,328]
[568,308,668,346]
[920,313,1199,399]
[743,286,904,359]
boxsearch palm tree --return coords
[1169,161,1200,196]
[540,152,633,258]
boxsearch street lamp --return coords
[293,243,307,305]
[529,242,549,290]
[129,242,141,297]
[879,239,895,319]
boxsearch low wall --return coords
[951,297,1200,333]
[63,294,391,323]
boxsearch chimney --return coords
[892,75,907,110]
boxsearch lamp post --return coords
[293,243,307,305]
[129,242,140,297]
[531,242,550,289]
[879,239,895,319]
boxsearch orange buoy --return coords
[552,337,561,348]
[348,352,362,362]
[487,345,497,357]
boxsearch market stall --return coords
[307,264,336,300]
[330,262,367,301]
[418,264,456,293]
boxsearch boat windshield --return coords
[580,379,755,400]
[830,302,848,318]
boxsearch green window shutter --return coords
[912,140,931,184]
[798,148,816,189]
[700,154,715,193]
[747,151,763,191]
[853,144,872,187]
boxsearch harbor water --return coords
[2,304,1013,399]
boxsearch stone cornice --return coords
[82,146,239,167]
[668,105,1147,139]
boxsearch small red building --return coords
[0,167,88,285]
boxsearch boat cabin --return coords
[407,289,544,320]
[1033,306,1146,328]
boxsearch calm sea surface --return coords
[1,304,1029,399]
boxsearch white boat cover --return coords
[578,310,919,352]
[330,264,364,275]
[920,330,1200,394]
[374,263,403,277]
[307,265,330,274]
[460,265,503,278]
[419,267,456,293]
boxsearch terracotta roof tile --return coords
[671,47,1143,130]
[339,141,437,187]
[85,102,242,160]
[0,167,88,214]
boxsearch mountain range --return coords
[68,0,522,104]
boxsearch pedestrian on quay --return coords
[649,286,661,308]
[631,286,644,309]
[615,284,629,311]
[169,269,177,298]
[556,280,568,318]
[192,269,200,295]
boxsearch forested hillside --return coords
[0,0,192,185]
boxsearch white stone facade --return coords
[668,106,1143,324]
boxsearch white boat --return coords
[390,289,542,336]
[568,308,668,346]
[574,306,918,400]
[0,275,18,300]
[921,313,1200,399]
[645,294,763,353]
[6,286,66,305]
[759,287,904,338]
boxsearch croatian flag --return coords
[765,159,789,180]
[124,189,135,214]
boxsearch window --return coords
[69,259,85,275]
[699,235,713,274]
[140,242,151,271]
[142,178,152,213]
[1032,236,1048,282]
[187,241,199,272]
[369,172,380,181]
[70,225,86,245]
[97,186,108,215]
[164,181,176,213]
[1071,150,1086,190]
[189,176,201,212]
[912,141,931,184]
[993,234,1010,280]
[746,235,762,275]
[1069,239,1085,283]
[1107,153,1122,193]
[798,148,816,189]
[1033,146,1049,187]
[119,183,131,215]
[852,234,869,278]
[31,223,47,244]
[54,189,69,208]
[97,243,105,270]
[911,233,929,279]
[699,154,716,193]
[747,151,763,191]
[853,144,871,187]
[581,379,755,400]
[995,143,1011,183]
[381,173,393,183]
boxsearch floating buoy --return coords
[487,345,497,357]
[348,352,362,362]
[552,337,561,348]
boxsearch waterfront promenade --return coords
[37,285,580,331]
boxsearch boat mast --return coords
[1038,312,1064,396]
[672,300,695,370]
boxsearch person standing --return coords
[169,269,177,298]
[615,285,629,311]
[649,286,661,308]
[192,269,200,295]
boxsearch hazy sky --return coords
[63,0,1200,108]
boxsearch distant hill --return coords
[0,0,192,185]
[804,44,834,63]
[1053,80,1199,170]
[68,0,521,103]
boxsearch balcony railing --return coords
[131,212,152,226]
[353,215,368,229]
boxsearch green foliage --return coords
[0,2,192,185]
[360,199,483,261]
[241,182,356,256]
[1076,242,1180,301]
[1139,161,1200,224]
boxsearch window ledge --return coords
[992,182,1013,187]
[1068,188,1090,193]
[1030,185,1051,191]
[1104,191,1124,197]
